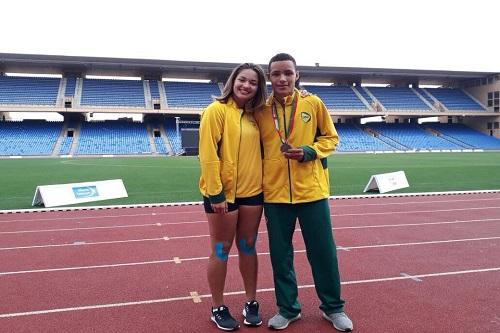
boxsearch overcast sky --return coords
[1,0,498,72]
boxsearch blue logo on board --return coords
[72,186,99,199]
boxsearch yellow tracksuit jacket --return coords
[198,98,262,203]
[254,89,339,203]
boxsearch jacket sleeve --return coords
[198,103,226,203]
[301,97,339,162]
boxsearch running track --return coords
[1,192,499,332]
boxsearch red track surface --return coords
[1,193,500,332]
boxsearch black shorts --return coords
[203,192,263,213]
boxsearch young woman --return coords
[198,63,267,331]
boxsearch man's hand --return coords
[283,148,304,161]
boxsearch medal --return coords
[272,93,299,152]
[280,143,292,153]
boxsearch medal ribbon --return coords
[271,93,298,145]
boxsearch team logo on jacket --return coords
[300,112,311,123]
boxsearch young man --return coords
[254,53,353,331]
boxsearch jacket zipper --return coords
[235,109,244,199]
[280,102,293,203]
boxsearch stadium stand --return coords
[424,88,486,111]
[149,80,161,100]
[164,81,220,108]
[76,120,151,155]
[0,120,62,155]
[302,85,367,110]
[0,76,60,105]
[336,124,394,151]
[355,87,374,105]
[65,77,77,97]
[425,123,500,149]
[366,123,463,150]
[163,118,183,154]
[367,87,431,110]
[80,79,145,107]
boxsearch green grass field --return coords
[1,152,499,210]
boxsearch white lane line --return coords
[330,197,500,207]
[1,195,498,224]
[340,236,500,250]
[330,205,500,217]
[0,237,167,251]
[333,217,500,230]
[2,205,500,235]
[0,211,204,224]
[1,217,499,251]
[0,220,209,235]
[1,266,499,318]
[2,236,499,276]
[400,272,423,282]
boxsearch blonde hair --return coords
[216,63,267,111]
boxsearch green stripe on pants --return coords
[264,199,345,318]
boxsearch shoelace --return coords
[214,306,229,320]
[246,301,259,316]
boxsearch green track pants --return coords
[264,199,345,318]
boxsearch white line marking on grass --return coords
[2,236,499,276]
[1,267,499,318]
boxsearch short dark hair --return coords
[268,53,300,89]
[268,53,297,69]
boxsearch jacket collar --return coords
[267,88,299,106]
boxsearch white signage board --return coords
[363,171,409,194]
[32,179,128,208]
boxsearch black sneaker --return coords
[242,300,262,326]
[211,305,240,331]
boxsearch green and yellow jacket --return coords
[254,88,338,203]
[199,98,262,203]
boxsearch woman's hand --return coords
[211,201,228,214]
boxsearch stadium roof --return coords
[0,53,497,86]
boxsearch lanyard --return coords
[271,94,298,145]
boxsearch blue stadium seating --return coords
[425,123,500,149]
[154,137,168,154]
[59,136,73,155]
[336,124,394,151]
[0,120,62,155]
[366,123,462,150]
[80,79,145,107]
[65,77,77,97]
[164,81,220,108]
[367,87,430,110]
[0,76,60,105]
[424,88,485,111]
[415,88,435,106]
[149,80,161,99]
[302,86,367,109]
[354,87,373,105]
[76,121,151,155]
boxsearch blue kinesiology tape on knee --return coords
[239,235,257,256]
[215,242,228,261]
